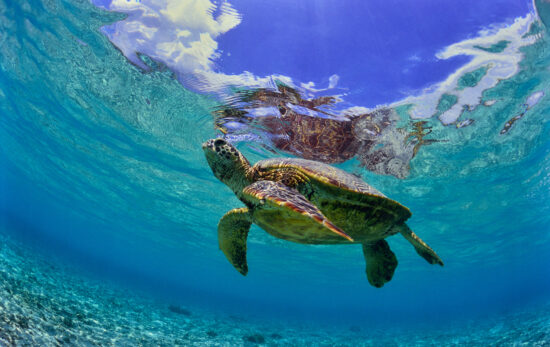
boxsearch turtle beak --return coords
[202,140,218,172]
[202,139,214,151]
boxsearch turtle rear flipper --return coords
[243,181,354,243]
[362,240,398,288]
[397,224,444,266]
[218,208,252,275]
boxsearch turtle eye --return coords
[214,139,225,147]
[278,106,287,115]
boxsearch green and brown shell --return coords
[252,158,412,243]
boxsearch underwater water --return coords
[0,0,550,345]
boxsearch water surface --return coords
[0,0,549,344]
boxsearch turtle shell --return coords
[254,158,411,243]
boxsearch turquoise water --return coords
[2,232,550,345]
[1,0,550,345]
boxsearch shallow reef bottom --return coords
[0,232,549,346]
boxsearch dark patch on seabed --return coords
[1,232,549,346]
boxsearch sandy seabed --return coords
[0,232,549,346]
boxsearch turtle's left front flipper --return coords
[218,208,252,276]
[243,181,354,243]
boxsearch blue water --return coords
[217,0,531,105]
[1,0,550,344]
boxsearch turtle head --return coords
[202,138,253,193]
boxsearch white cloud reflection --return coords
[97,0,241,73]
[93,0,539,125]
[393,15,537,124]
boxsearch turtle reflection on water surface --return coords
[203,138,443,288]
[214,85,441,179]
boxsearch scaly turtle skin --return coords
[215,85,439,179]
[203,138,443,288]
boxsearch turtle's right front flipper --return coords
[218,208,252,275]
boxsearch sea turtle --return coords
[203,138,443,288]
[215,85,440,179]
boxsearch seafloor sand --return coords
[0,232,549,346]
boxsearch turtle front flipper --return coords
[218,208,253,275]
[362,240,398,288]
[397,224,444,266]
[243,181,353,243]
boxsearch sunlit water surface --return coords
[1,0,550,344]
